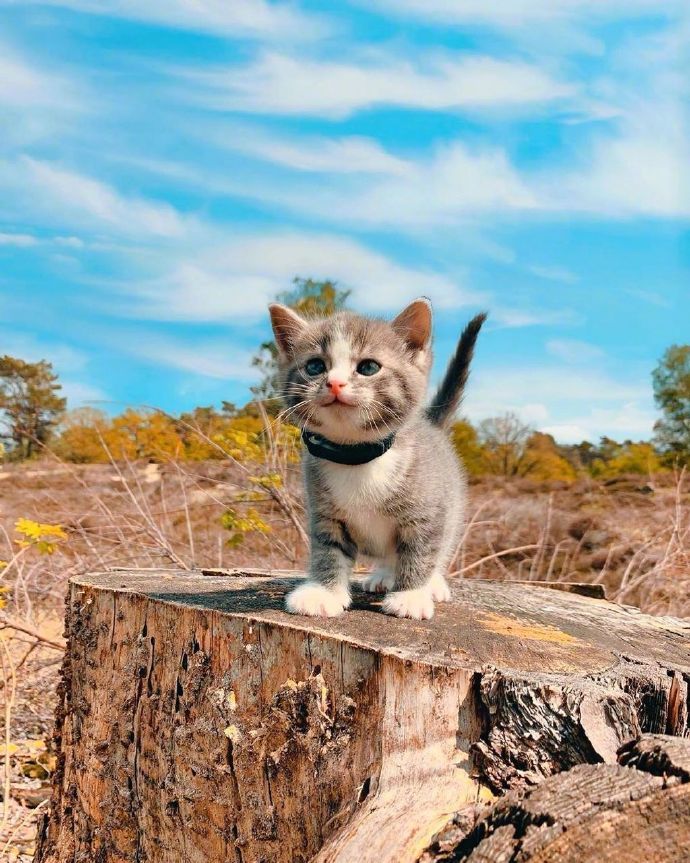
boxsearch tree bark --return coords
[421,734,690,862]
[35,571,690,863]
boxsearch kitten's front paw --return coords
[382,587,434,620]
[361,569,395,594]
[285,582,351,617]
[429,572,452,602]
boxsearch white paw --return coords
[429,572,451,602]
[285,582,351,617]
[361,569,395,594]
[382,587,434,620]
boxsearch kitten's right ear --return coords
[269,304,308,355]
[391,297,432,351]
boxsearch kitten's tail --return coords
[426,312,487,427]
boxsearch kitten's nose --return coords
[327,378,347,394]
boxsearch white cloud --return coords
[187,52,572,118]
[223,140,538,228]
[529,265,579,284]
[1,333,88,374]
[548,123,690,218]
[0,157,191,239]
[546,339,605,363]
[215,128,411,176]
[115,231,483,322]
[492,307,581,328]
[61,380,110,406]
[0,232,37,247]
[627,289,672,308]
[464,366,647,420]
[121,337,259,381]
[541,402,658,443]
[462,366,655,442]
[0,49,74,110]
[4,0,326,40]
[363,0,683,28]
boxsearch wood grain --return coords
[34,571,690,863]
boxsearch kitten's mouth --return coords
[321,395,357,407]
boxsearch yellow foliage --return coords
[591,442,663,478]
[522,433,577,482]
[107,409,183,462]
[451,420,487,476]
[14,518,67,554]
[221,507,271,547]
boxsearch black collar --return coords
[301,429,396,465]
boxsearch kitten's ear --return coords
[269,303,308,355]
[391,298,432,351]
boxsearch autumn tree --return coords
[477,412,534,477]
[0,356,66,459]
[450,419,486,476]
[521,432,577,482]
[252,277,350,405]
[591,441,663,478]
[55,408,112,463]
[653,344,690,463]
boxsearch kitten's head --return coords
[269,299,432,444]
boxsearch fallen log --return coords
[35,570,690,863]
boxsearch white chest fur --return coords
[320,448,404,558]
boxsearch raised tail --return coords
[426,312,487,427]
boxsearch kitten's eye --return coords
[305,357,327,377]
[357,359,381,376]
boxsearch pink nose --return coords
[327,378,346,394]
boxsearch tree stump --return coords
[35,571,690,863]
[421,734,690,862]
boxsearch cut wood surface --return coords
[35,570,690,863]
[422,734,690,862]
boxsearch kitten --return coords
[269,298,486,620]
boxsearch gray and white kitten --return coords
[269,298,486,620]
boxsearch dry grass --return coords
[0,455,688,858]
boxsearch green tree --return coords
[252,277,350,404]
[653,344,690,463]
[0,356,66,459]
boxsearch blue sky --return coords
[0,1,688,442]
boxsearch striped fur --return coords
[269,299,485,619]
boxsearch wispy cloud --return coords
[529,265,579,284]
[627,288,672,308]
[209,126,411,175]
[184,52,572,118]
[546,338,605,363]
[0,157,191,239]
[363,0,683,28]
[0,47,75,109]
[1,332,89,374]
[113,231,483,322]
[0,232,37,247]
[119,336,259,381]
[61,380,110,406]
[5,0,327,40]
[491,307,582,328]
[464,366,654,442]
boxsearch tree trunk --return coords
[35,571,690,863]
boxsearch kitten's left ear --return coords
[391,297,432,351]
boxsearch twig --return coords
[0,616,64,651]
[449,544,539,577]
